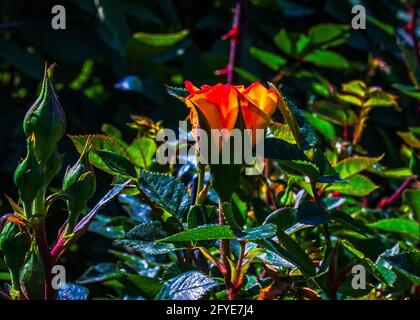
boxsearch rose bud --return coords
[23,64,66,165]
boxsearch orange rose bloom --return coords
[184,81,278,144]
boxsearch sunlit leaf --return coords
[138,170,191,219]
[156,272,221,300]
[159,225,235,242]
[325,174,378,196]
[335,155,384,179]
[368,218,419,235]
[308,23,349,48]
[250,47,286,71]
[303,50,349,69]
[383,252,420,284]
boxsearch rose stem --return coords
[226,0,246,84]
[218,200,233,299]
[379,177,414,208]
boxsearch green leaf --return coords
[273,29,292,55]
[392,84,420,100]
[335,155,384,179]
[397,130,420,148]
[220,201,241,232]
[336,93,363,107]
[69,135,128,175]
[313,148,343,183]
[57,283,89,300]
[264,208,298,231]
[341,80,366,97]
[297,198,329,225]
[156,271,221,300]
[369,166,413,179]
[367,15,395,36]
[133,30,189,47]
[95,150,138,178]
[237,224,277,241]
[250,47,286,71]
[101,123,124,142]
[282,160,320,180]
[138,170,191,219]
[383,252,420,284]
[368,218,419,235]
[119,274,163,298]
[365,90,397,108]
[403,189,420,222]
[264,138,309,162]
[273,30,309,57]
[116,239,176,255]
[330,210,369,235]
[311,101,351,125]
[308,24,349,48]
[123,221,167,242]
[303,50,349,69]
[342,240,396,286]
[276,230,316,276]
[159,225,235,242]
[304,112,336,140]
[187,205,217,229]
[277,96,318,150]
[325,174,378,196]
[268,122,296,145]
[166,85,189,101]
[260,239,315,276]
[127,137,157,169]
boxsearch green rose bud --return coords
[0,222,30,292]
[23,64,66,165]
[13,139,45,209]
[45,149,63,185]
[63,140,96,234]
[19,243,45,300]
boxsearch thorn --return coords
[215,67,229,75]
[221,26,238,40]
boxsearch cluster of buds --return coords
[0,64,96,299]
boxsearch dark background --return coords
[0,0,418,283]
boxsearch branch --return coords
[408,1,420,63]
[378,177,414,208]
[216,0,246,84]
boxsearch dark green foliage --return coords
[0,0,419,302]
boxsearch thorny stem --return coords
[231,240,246,298]
[195,163,205,205]
[379,177,414,208]
[310,181,331,248]
[221,0,246,84]
[408,1,420,64]
[218,200,233,299]
[352,106,370,146]
[50,237,65,262]
[33,191,55,300]
[34,223,54,300]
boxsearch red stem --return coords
[218,200,237,300]
[50,237,65,262]
[34,223,55,300]
[379,178,414,208]
[224,1,245,84]
[408,2,420,64]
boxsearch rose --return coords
[184,81,279,201]
[184,81,278,145]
